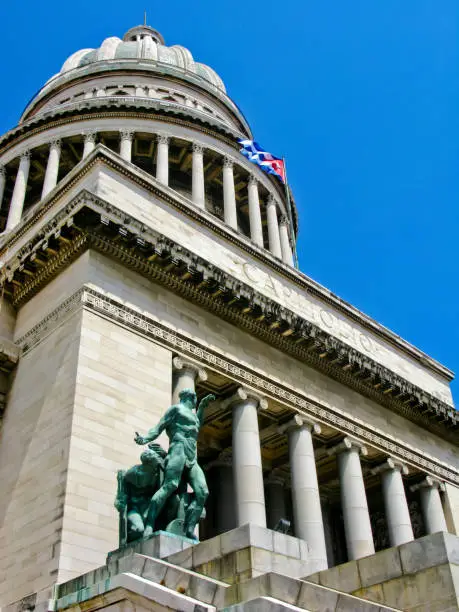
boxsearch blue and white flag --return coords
[238,139,286,183]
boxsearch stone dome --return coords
[57,25,226,93]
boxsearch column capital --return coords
[83,131,97,143]
[120,130,134,141]
[278,413,321,436]
[227,386,268,411]
[192,142,204,154]
[20,150,31,161]
[0,165,5,177]
[49,139,62,150]
[248,173,257,186]
[266,193,277,207]
[223,156,234,169]
[372,457,409,477]
[279,214,289,227]
[172,356,207,383]
[156,134,170,145]
[411,475,445,493]
[328,436,368,457]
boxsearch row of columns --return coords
[171,357,449,569]
[0,130,294,266]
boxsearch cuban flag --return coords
[238,139,286,184]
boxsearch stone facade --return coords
[0,19,457,612]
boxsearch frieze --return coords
[3,193,456,434]
[14,285,459,486]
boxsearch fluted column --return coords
[172,356,207,403]
[266,195,282,258]
[412,476,448,535]
[156,135,169,186]
[6,151,31,231]
[41,140,62,198]
[230,387,268,527]
[279,215,294,266]
[329,437,375,560]
[0,166,6,209]
[372,458,414,546]
[192,143,205,209]
[223,156,237,229]
[248,175,263,247]
[280,415,328,571]
[265,471,287,530]
[83,131,97,158]
[120,130,134,162]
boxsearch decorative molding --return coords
[2,188,456,437]
[14,285,459,485]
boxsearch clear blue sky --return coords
[1,1,458,402]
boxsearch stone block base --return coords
[306,531,459,611]
[165,523,315,583]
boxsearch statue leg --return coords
[144,446,186,537]
[127,509,144,541]
[184,463,209,539]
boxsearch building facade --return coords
[0,23,458,612]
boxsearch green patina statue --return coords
[115,388,215,545]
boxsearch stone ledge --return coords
[305,532,459,611]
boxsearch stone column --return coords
[412,476,448,535]
[223,156,237,229]
[329,437,375,560]
[266,195,282,258]
[279,215,294,266]
[265,471,287,530]
[120,130,134,162]
[41,139,62,199]
[372,458,414,547]
[6,151,31,231]
[0,166,6,208]
[207,450,236,535]
[192,143,205,209]
[248,175,263,247]
[83,131,97,158]
[156,135,169,186]
[230,387,268,528]
[172,356,207,403]
[280,415,328,570]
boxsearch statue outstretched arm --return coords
[197,394,216,427]
[134,409,173,445]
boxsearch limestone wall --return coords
[0,311,82,607]
[0,259,172,606]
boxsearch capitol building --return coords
[0,21,458,612]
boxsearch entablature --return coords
[0,163,456,438]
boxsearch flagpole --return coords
[282,157,299,268]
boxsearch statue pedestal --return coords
[107,530,195,566]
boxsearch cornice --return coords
[2,189,456,435]
[14,285,459,486]
[1,146,444,378]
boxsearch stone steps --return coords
[55,547,403,611]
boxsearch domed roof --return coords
[58,25,226,93]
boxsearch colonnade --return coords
[171,356,450,569]
[0,130,294,266]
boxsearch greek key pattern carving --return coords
[15,285,459,485]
